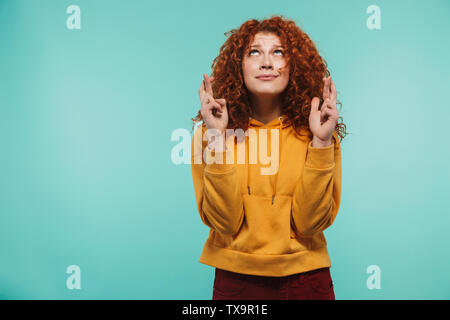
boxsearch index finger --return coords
[330,78,337,103]
[203,74,214,96]
[323,76,331,101]
[199,79,206,100]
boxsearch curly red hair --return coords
[191,15,348,142]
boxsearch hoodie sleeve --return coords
[291,131,342,237]
[191,125,245,235]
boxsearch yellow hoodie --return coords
[191,115,341,277]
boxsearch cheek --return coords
[278,63,290,79]
[243,63,258,81]
[277,61,288,74]
[242,61,251,78]
[247,63,258,72]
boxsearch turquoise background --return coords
[0,0,449,299]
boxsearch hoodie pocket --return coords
[290,228,313,250]
[289,214,313,250]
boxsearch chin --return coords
[253,89,283,96]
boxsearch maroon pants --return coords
[212,267,335,300]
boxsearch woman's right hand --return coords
[199,73,228,134]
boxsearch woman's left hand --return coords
[309,76,339,147]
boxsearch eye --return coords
[248,49,284,56]
[274,49,284,55]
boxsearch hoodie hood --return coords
[248,114,291,129]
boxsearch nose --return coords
[260,54,273,71]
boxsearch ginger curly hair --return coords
[191,15,348,143]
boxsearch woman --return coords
[191,15,347,300]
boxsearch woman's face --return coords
[242,32,290,98]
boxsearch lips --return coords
[256,74,277,80]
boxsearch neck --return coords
[249,94,282,124]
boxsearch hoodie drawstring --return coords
[247,116,283,206]
[247,135,251,195]
[272,117,282,205]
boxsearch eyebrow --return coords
[249,44,284,48]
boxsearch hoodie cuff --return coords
[204,147,235,173]
[305,141,335,168]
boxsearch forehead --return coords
[250,32,282,45]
